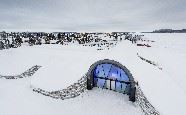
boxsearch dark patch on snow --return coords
[0,65,41,79]
[137,53,162,70]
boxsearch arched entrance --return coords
[93,63,131,94]
[87,59,136,102]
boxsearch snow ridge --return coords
[32,73,160,115]
[137,53,162,70]
[0,65,41,79]
[32,75,87,99]
[136,84,160,115]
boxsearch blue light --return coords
[93,63,130,93]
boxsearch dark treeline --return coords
[142,29,186,33]
[0,31,143,50]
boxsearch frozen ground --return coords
[1,33,186,115]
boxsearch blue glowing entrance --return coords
[93,63,131,94]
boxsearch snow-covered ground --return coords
[0,78,142,115]
[134,33,186,115]
[1,33,186,115]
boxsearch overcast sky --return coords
[0,0,186,32]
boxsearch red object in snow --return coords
[137,44,151,47]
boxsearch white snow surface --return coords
[1,33,186,115]
[0,79,142,115]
